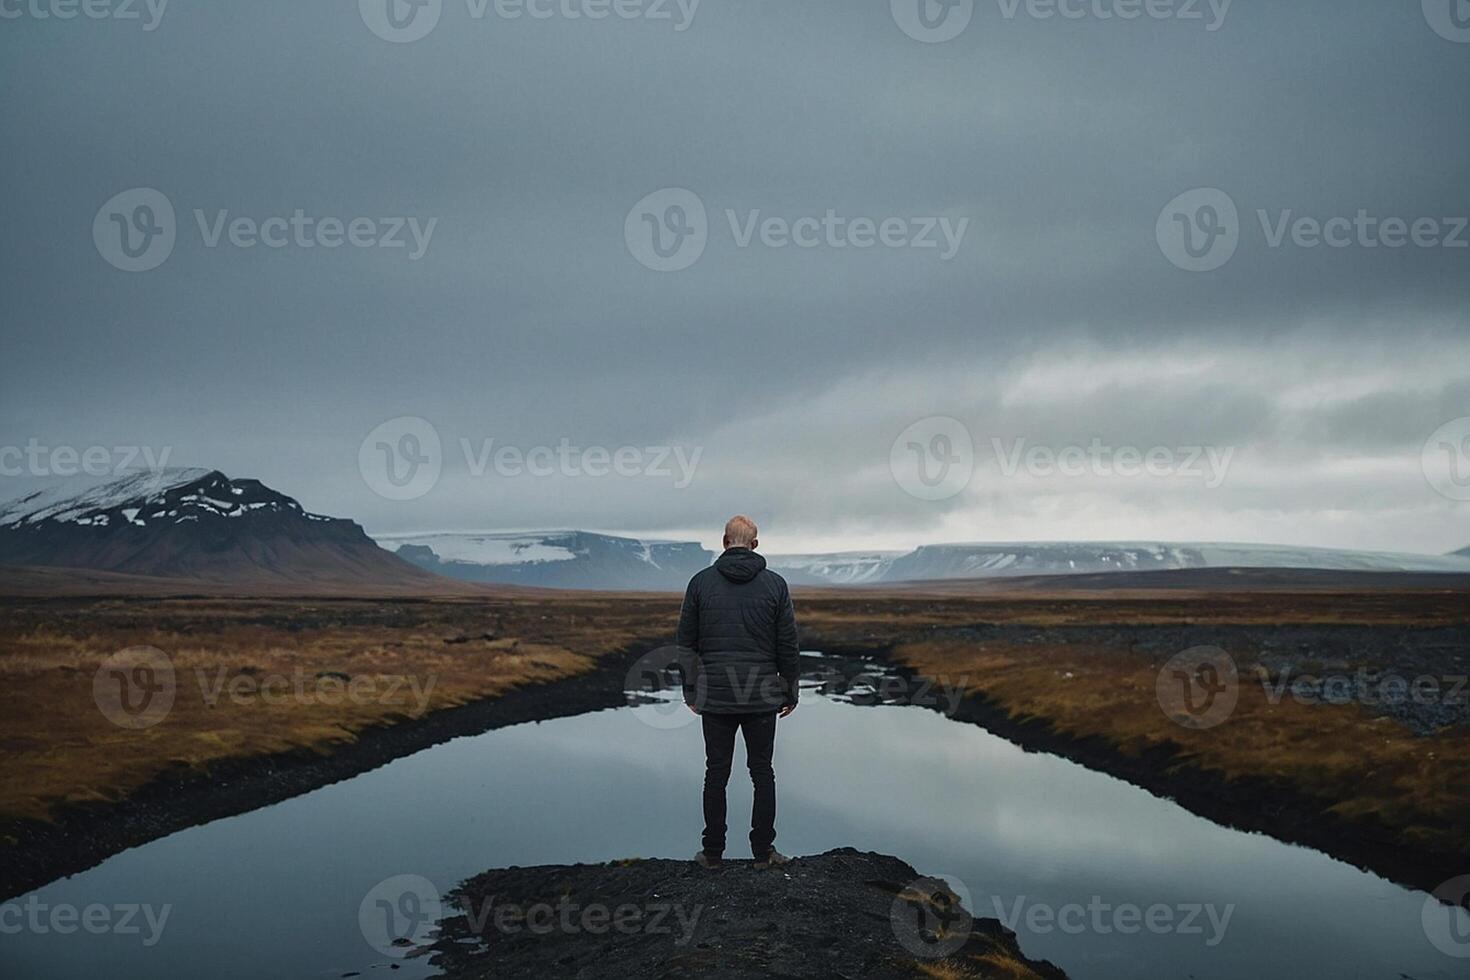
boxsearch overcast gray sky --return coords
[2,0,1468,554]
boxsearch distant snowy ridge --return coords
[378,532,581,566]
[770,541,1470,585]
[375,530,714,590]
[370,532,1470,590]
[764,552,904,586]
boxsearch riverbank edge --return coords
[810,639,1463,905]
[0,641,656,902]
[2,639,1461,906]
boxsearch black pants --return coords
[701,711,777,858]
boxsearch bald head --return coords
[723,515,758,550]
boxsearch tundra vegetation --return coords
[1,582,1465,887]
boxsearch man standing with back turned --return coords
[677,515,800,870]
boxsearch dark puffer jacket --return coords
[676,548,800,714]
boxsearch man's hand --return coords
[778,703,796,718]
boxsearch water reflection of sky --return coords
[3,690,1465,980]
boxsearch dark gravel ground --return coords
[427,848,1069,980]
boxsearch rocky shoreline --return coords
[427,848,1069,979]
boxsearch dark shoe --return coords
[753,850,790,870]
[694,851,723,869]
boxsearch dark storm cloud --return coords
[1,0,1467,553]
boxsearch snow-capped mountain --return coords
[0,469,435,585]
[764,552,905,586]
[13,470,1461,592]
[768,541,1470,585]
[376,531,714,591]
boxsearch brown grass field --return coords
[0,593,675,826]
[2,578,1467,889]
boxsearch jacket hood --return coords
[715,547,766,584]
